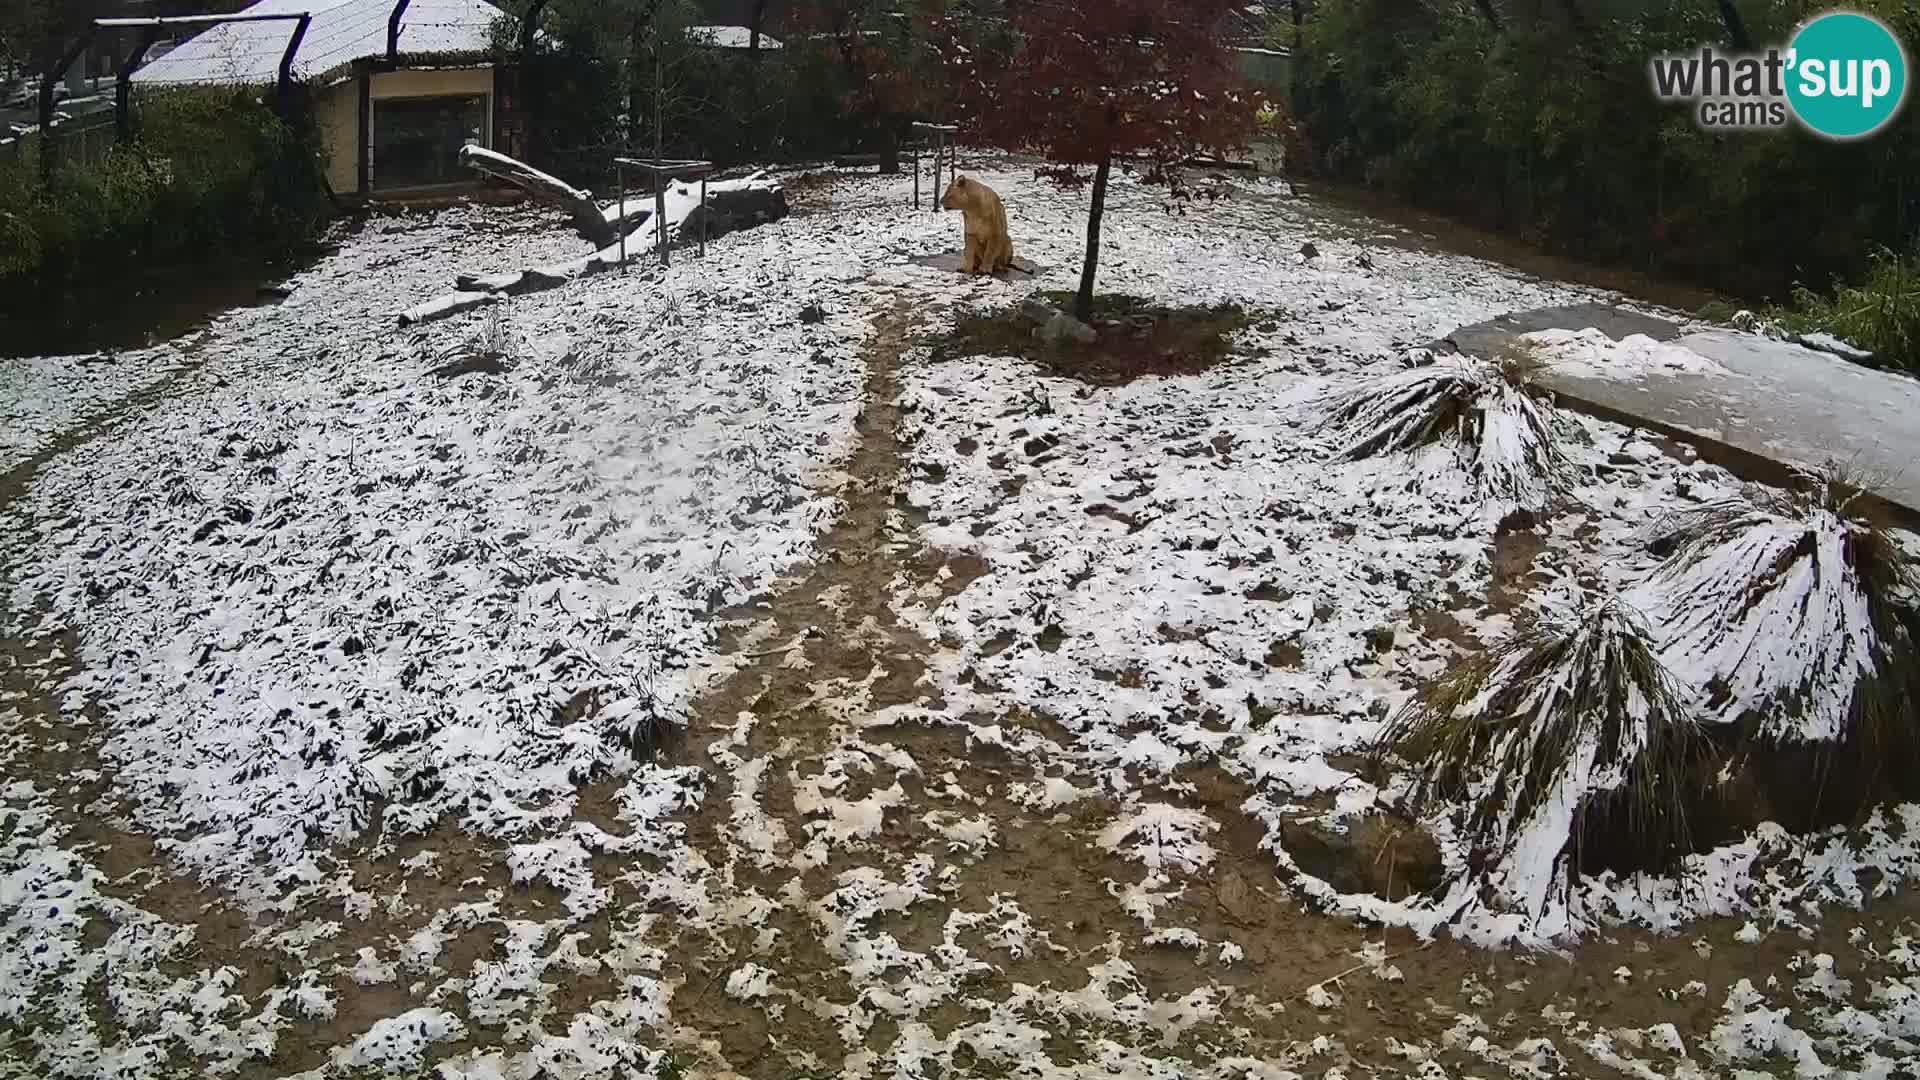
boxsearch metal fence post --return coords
[617,160,626,266]
[655,176,668,268]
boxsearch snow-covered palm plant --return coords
[1317,354,1564,512]
[1629,472,1920,752]
[1377,598,1706,912]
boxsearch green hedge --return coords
[1288,0,1920,305]
[0,88,330,317]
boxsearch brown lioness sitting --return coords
[940,175,1015,275]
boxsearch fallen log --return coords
[458,145,617,249]
[395,173,788,327]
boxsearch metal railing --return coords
[910,121,957,211]
[614,156,714,267]
[36,11,313,186]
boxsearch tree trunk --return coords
[1715,0,1752,50]
[1473,0,1503,33]
[519,0,550,164]
[1557,0,1591,40]
[1075,154,1112,324]
[459,145,617,248]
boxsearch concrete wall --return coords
[314,77,359,196]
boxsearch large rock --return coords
[678,185,790,245]
[1279,812,1444,899]
[1037,312,1097,346]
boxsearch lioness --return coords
[940,175,1015,275]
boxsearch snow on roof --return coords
[687,25,783,50]
[132,0,505,86]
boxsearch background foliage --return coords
[0,88,330,322]
[1286,0,1920,305]
[491,0,943,180]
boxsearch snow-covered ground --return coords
[2,165,1918,1079]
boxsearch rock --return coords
[257,283,296,301]
[677,203,735,242]
[1014,298,1057,326]
[1279,813,1444,899]
[431,352,512,379]
[1363,625,1397,653]
[799,302,827,325]
[677,184,790,245]
[1298,241,1319,260]
[1355,252,1375,270]
[1037,312,1097,345]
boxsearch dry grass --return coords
[1318,364,1484,460]
[1489,337,1552,390]
[1378,598,1707,869]
[1317,357,1566,511]
[1640,463,1920,786]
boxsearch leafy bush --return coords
[1772,248,1920,373]
[0,87,328,318]
[1376,597,1706,901]
[1317,354,1565,511]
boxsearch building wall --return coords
[314,77,360,196]
[371,67,494,103]
[313,66,496,196]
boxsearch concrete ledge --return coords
[1436,304,1920,522]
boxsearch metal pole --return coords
[116,26,163,144]
[654,29,667,267]
[698,175,707,259]
[387,0,412,59]
[655,173,668,268]
[618,161,626,265]
[933,131,942,212]
[278,14,312,111]
[912,143,919,208]
[38,29,96,188]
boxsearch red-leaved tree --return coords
[940,0,1262,321]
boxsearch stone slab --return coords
[1438,305,1920,513]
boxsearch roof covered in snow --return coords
[132,0,505,87]
[687,25,783,50]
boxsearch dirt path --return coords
[633,297,1920,1080]
[8,196,1920,1079]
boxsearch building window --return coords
[371,94,487,190]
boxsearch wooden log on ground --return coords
[458,145,616,249]
[396,174,789,327]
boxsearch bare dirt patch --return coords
[931,291,1256,385]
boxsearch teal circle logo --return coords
[1786,11,1908,139]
